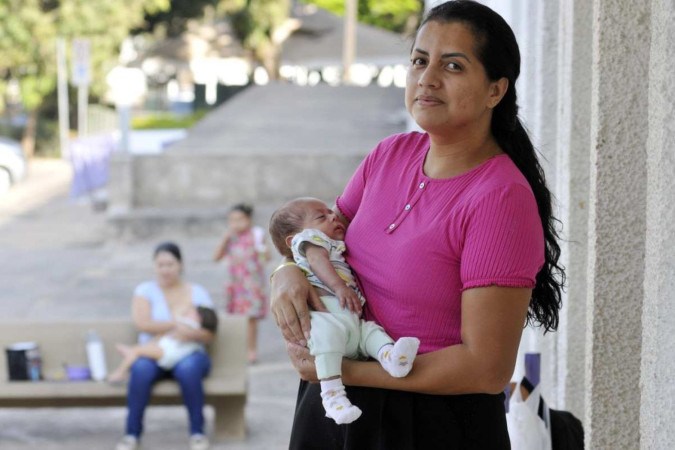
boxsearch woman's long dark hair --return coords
[420,1,565,332]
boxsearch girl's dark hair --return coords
[230,203,254,218]
[419,1,565,332]
[196,306,218,333]
[154,241,182,263]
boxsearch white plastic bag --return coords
[506,382,551,450]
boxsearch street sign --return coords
[71,39,91,86]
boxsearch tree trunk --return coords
[259,43,280,80]
[21,109,38,159]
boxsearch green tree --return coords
[222,0,291,78]
[0,0,169,157]
[136,0,219,37]
[56,0,170,98]
[133,0,293,78]
[0,0,57,156]
[302,0,422,33]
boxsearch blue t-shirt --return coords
[133,281,214,344]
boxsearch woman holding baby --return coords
[270,1,564,448]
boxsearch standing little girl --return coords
[213,203,269,363]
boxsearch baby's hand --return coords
[334,284,362,314]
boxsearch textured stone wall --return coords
[555,0,593,419]
[130,152,364,209]
[418,2,675,446]
[641,0,675,447]
[585,0,651,447]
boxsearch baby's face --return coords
[300,199,346,241]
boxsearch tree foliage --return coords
[301,0,422,34]
[0,0,58,111]
[136,0,292,77]
[0,0,295,155]
[135,0,219,37]
[0,0,170,155]
[55,0,170,98]
[224,0,291,78]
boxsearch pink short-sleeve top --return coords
[336,132,544,354]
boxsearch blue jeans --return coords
[125,351,211,437]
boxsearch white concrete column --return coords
[640,0,675,447]
[481,0,513,25]
[516,0,539,134]
[585,0,650,447]
[532,0,559,187]
[530,0,561,407]
[424,0,439,12]
[507,0,563,408]
[554,0,593,418]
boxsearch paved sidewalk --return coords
[0,160,297,449]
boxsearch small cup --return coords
[65,365,91,381]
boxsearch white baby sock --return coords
[320,378,362,425]
[377,337,420,378]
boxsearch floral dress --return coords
[224,227,267,318]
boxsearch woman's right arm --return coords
[270,264,325,345]
[131,296,175,335]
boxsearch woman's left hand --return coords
[286,341,319,383]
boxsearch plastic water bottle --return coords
[86,330,107,381]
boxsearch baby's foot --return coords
[106,369,127,384]
[321,387,362,425]
[115,343,134,359]
[378,337,420,378]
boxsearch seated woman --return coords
[108,305,218,383]
[116,242,214,450]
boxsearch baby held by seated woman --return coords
[269,197,420,425]
[107,306,218,383]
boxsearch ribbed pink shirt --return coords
[336,132,544,354]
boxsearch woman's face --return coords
[228,210,252,234]
[405,21,502,137]
[154,251,182,286]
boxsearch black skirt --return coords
[289,380,510,450]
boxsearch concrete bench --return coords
[0,315,247,439]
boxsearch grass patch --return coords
[132,110,207,130]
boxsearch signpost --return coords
[71,39,91,137]
[56,39,70,157]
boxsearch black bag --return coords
[517,376,584,450]
[549,408,584,450]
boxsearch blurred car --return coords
[0,136,26,195]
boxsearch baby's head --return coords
[176,306,218,333]
[269,197,346,258]
[196,306,218,333]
